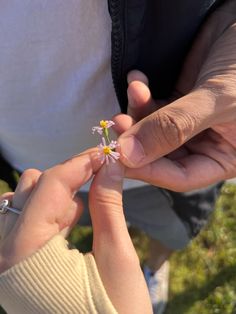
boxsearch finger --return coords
[118,89,216,168]
[0,193,14,241]
[0,170,41,241]
[125,153,226,192]
[112,113,135,135]
[127,70,156,121]
[89,162,151,313]
[21,148,102,230]
[4,149,103,262]
[89,161,127,252]
[0,192,14,203]
[13,168,41,209]
[127,70,149,86]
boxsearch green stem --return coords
[103,128,110,144]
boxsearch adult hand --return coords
[0,149,151,313]
[115,0,236,192]
[0,149,100,267]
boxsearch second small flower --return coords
[92,120,120,165]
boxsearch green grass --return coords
[166,183,236,314]
[1,181,236,313]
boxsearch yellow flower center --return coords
[103,146,112,155]
[100,120,108,128]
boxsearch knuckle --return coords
[39,169,54,182]
[150,111,182,148]
[152,110,195,149]
[95,192,123,209]
[36,169,56,188]
[20,168,41,182]
[37,169,64,196]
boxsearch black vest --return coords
[108,0,224,111]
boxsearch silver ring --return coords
[0,199,21,215]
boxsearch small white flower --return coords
[92,120,115,135]
[98,137,120,165]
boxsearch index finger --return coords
[24,148,103,213]
[125,153,225,192]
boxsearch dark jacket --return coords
[107,0,225,237]
[108,0,224,112]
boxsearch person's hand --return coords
[0,149,101,267]
[0,149,152,313]
[114,0,236,192]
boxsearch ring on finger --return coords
[0,199,21,215]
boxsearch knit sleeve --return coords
[0,235,117,314]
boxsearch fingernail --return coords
[107,162,124,182]
[118,136,145,166]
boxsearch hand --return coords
[115,0,236,192]
[0,149,152,313]
[0,149,101,269]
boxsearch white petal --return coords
[92,126,103,135]
[107,120,115,128]
[109,140,118,149]
[102,137,107,146]
[110,151,120,159]
[100,154,105,164]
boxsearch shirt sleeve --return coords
[0,235,117,314]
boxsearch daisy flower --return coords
[92,120,115,135]
[98,137,120,165]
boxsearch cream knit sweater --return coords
[0,235,117,314]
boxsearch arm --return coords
[0,149,152,314]
[0,235,116,314]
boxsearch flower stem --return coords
[103,128,111,144]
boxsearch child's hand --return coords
[0,148,152,313]
[0,148,101,268]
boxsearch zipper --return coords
[108,0,127,113]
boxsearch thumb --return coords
[118,89,216,167]
[89,161,151,313]
[89,161,134,254]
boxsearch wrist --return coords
[0,228,59,275]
